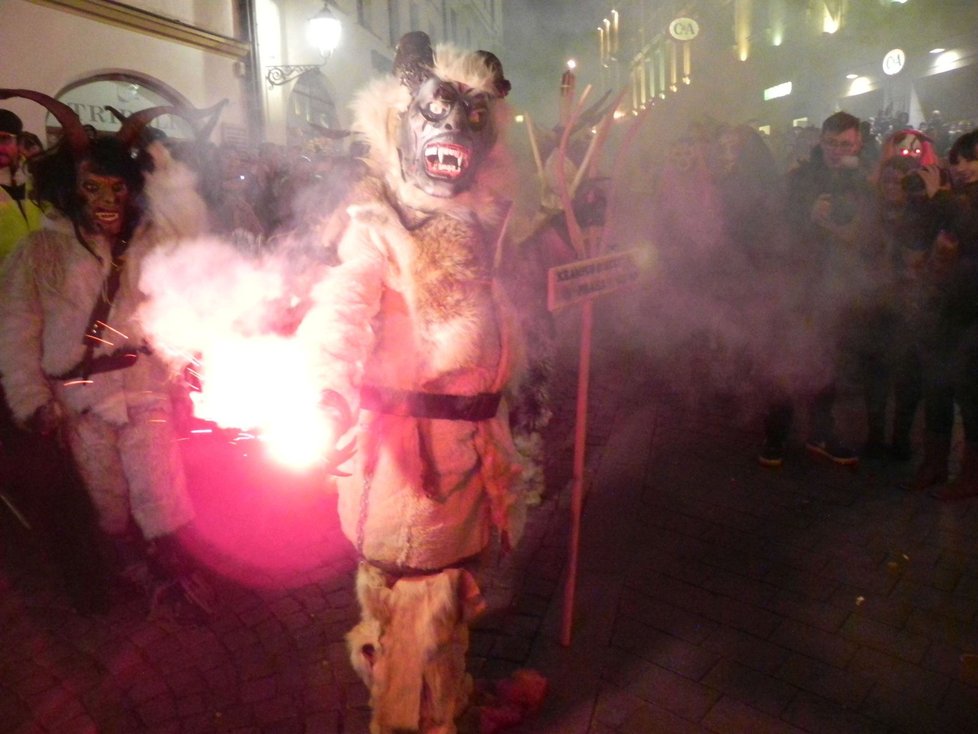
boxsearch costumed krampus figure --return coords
[0,90,213,617]
[304,32,526,732]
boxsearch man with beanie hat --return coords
[0,108,43,259]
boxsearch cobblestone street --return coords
[2,299,978,732]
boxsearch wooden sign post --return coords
[519,73,650,646]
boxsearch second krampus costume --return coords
[0,90,211,615]
[302,33,524,732]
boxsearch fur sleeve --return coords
[0,237,53,422]
[296,213,388,413]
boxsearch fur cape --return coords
[298,46,526,571]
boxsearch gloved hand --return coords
[26,401,64,437]
[321,389,356,477]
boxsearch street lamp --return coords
[265,2,342,86]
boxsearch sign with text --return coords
[883,48,906,76]
[548,249,644,311]
[669,17,700,41]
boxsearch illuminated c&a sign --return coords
[668,17,699,41]
[883,48,906,75]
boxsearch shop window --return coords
[357,0,370,29]
[287,71,340,151]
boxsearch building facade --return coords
[0,0,504,149]
[254,0,504,147]
[0,0,254,146]
[585,0,978,140]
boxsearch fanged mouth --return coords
[424,143,470,179]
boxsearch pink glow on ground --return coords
[180,433,351,587]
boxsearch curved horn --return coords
[0,88,88,156]
[393,31,434,93]
[116,105,177,148]
[476,51,511,98]
[105,105,128,124]
[177,98,228,142]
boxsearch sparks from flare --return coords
[137,237,342,472]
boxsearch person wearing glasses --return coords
[759,111,876,468]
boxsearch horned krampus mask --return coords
[393,31,510,198]
[0,88,194,229]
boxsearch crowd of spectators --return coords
[641,109,978,502]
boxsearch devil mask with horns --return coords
[367,31,511,200]
[0,89,195,242]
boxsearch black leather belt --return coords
[50,346,152,381]
[360,384,501,421]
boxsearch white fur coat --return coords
[0,144,207,424]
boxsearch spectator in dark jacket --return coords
[903,129,978,500]
[759,112,876,467]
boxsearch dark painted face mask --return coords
[76,160,132,239]
[398,76,495,198]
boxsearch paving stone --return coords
[700,626,792,675]
[769,619,858,669]
[905,608,978,649]
[618,587,718,645]
[762,565,839,602]
[702,567,778,609]
[621,659,721,721]
[782,691,889,734]
[239,675,277,703]
[701,658,798,717]
[921,641,978,686]
[612,619,719,680]
[592,685,646,728]
[252,692,300,726]
[134,692,177,727]
[858,682,953,733]
[901,578,978,622]
[940,680,978,730]
[847,647,950,702]
[700,695,807,734]
[839,614,930,664]
[776,653,873,710]
[619,700,713,734]
[828,584,913,628]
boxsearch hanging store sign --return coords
[668,17,699,41]
[883,48,906,75]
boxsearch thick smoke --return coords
[138,235,341,468]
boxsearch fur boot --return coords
[347,563,486,734]
[904,433,950,491]
[931,442,978,501]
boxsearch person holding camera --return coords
[759,111,876,467]
[902,129,978,500]
[853,129,949,465]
